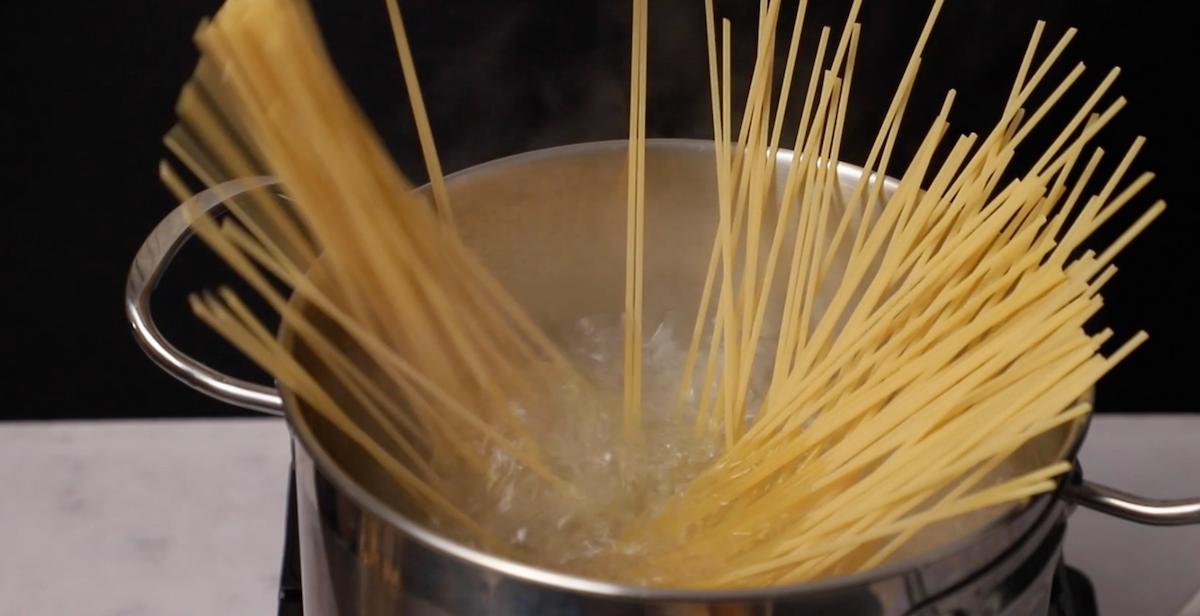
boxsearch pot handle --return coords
[1067,477,1200,526]
[125,176,285,415]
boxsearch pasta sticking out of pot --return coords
[158,0,1162,587]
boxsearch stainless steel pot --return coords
[128,139,1200,615]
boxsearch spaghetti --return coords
[159,0,1162,588]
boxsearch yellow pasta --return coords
[158,0,1163,589]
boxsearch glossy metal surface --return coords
[127,139,1200,614]
[291,441,1069,615]
[125,176,284,415]
[1069,480,1200,525]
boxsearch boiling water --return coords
[419,313,772,581]
[418,313,1022,585]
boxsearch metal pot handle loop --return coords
[125,176,285,415]
[1068,478,1200,526]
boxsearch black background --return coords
[3,0,1195,420]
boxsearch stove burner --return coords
[274,467,1098,615]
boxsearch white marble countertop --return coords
[2,415,1198,615]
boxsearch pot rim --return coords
[280,137,1090,601]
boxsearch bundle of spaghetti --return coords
[158,0,611,548]
[155,0,1165,589]
[636,0,1162,586]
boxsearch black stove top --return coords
[278,469,303,616]
[1048,564,1098,616]
[274,469,1098,616]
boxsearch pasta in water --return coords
[160,0,1161,587]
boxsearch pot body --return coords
[281,140,1075,615]
[291,440,1069,616]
